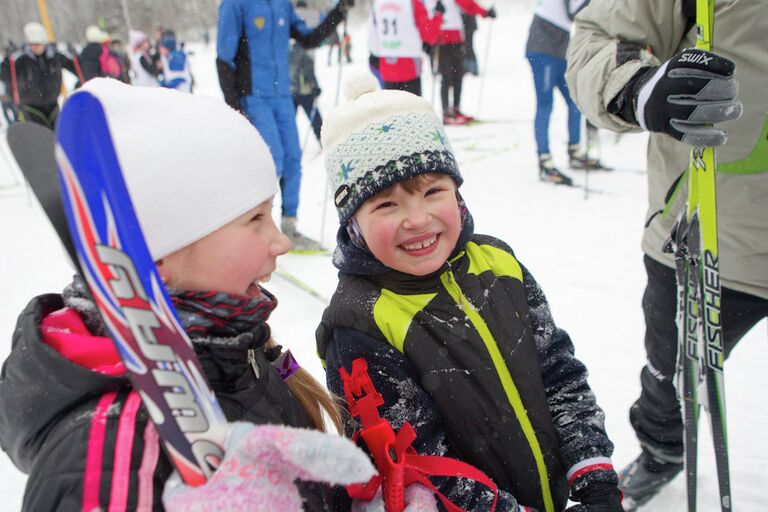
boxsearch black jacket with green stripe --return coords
[317,234,618,511]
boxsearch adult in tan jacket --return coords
[566,0,768,508]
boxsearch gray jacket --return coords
[566,0,768,300]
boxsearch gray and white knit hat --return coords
[321,72,462,224]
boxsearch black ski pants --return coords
[292,93,323,144]
[438,43,464,112]
[384,77,422,96]
[630,255,768,462]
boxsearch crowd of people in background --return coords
[0,22,192,130]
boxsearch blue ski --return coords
[56,90,228,486]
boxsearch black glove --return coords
[566,482,623,512]
[435,0,446,14]
[485,6,497,18]
[618,48,741,147]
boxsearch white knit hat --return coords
[129,30,148,49]
[71,78,278,260]
[85,25,110,44]
[322,71,461,223]
[23,22,49,45]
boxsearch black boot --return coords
[619,451,683,510]
[538,153,573,186]
[568,144,610,170]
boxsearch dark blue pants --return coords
[526,52,581,155]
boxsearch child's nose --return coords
[273,227,292,255]
[403,206,431,230]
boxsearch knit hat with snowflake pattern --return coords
[321,72,462,224]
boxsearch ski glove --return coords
[630,48,742,146]
[163,422,376,512]
[565,482,623,512]
[485,6,497,18]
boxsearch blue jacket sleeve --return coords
[522,263,619,499]
[290,2,346,49]
[217,0,242,66]
[325,327,520,511]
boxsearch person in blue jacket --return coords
[217,0,353,251]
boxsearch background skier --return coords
[524,0,586,186]
[216,0,354,251]
[0,22,79,129]
[425,0,495,125]
[371,0,444,96]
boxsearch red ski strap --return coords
[72,55,85,85]
[9,55,20,106]
[340,358,498,512]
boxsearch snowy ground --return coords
[0,2,765,510]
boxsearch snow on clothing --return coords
[373,0,442,87]
[0,45,77,127]
[525,0,581,155]
[566,0,768,302]
[216,0,345,217]
[0,279,339,511]
[316,226,619,511]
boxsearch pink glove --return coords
[163,422,376,511]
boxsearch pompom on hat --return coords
[23,22,49,45]
[68,78,278,260]
[321,70,461,224]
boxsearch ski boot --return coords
[538,153,573,186]
[443,108,467,126]
[281,216,324,253]
[568,144,610,170]
[568,143,613,170]
[618,451,683,511]
[453,108,475,123]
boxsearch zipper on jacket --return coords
[439,264,556,512]
[247,348,261,379]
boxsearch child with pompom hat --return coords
[315,72,624,512]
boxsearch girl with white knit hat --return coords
[0,79,374,511]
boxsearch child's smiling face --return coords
[353,174,462,276]
[158,197,290,299]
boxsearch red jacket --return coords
[438,0,488,45]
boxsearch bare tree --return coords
[0,0,219,48]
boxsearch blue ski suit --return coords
[217,0,346,217]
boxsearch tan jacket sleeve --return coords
[565,0,691,132]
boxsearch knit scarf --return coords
[63,276,278,348]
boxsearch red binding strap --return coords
[340,358,498,512]
[9,54,20,106]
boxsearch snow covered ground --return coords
[0,2,765,510]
